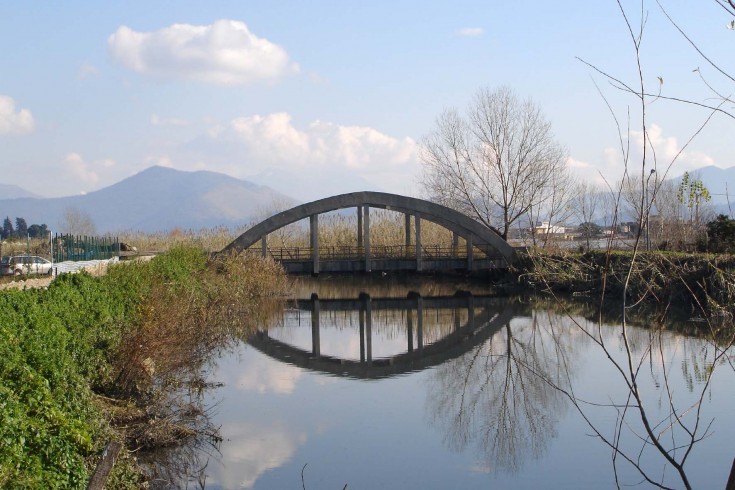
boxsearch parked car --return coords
[0,255,53,276]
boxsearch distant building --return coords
[532,221,565,235]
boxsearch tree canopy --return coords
[419,85,569,240]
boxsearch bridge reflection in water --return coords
[248,292,521,380]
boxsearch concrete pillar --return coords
[261,236,267,258]
[405,214,412,249]
[357,205,363,250]
[364,206,371,272]
[417,295,424,352]
[365,294,372,364]
[407,307,414,353]
[310,214,319,274]
[452,233,459,257]
[359,307,366,362]
[311,293,320,357]
[415,214,422,272]
[466,235,474,271]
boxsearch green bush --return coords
[705,214,735,253]
[0,245,211,487]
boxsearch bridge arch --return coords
[221,191,515,271]
[248,294,519,380]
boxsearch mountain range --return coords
[0,166,294,234]
[0,184,42,200]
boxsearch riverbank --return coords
[517,249,735,321]
[0,246,288,488]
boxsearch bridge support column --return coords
[310,214,319,274]
[360,293,372,365]
[417,295,424,352]
[452,233,459,257]
[405,214,411,248]
[311,293,320,358]
[357,205,363,249]
[359,307,366,362]
[364,206,371,272]
[406,307,414,352]
[466,235,474,271]
[261,236,267,258]
[415,214,422,271]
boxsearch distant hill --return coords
[0,166,295,234]
[0,183,43,200]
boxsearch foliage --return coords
[704,214,735,253]
[27,224,48,239]
[677,172,712,224]
[0,217,49,241]
[2,217,13,240]
[14,218,27,238]
[0,244,288,487]
[578,221,602,237]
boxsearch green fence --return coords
[53,234,119,262]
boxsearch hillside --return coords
[0,183,43,200]
[0,166,294,233]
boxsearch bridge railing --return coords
[248,245,490,261]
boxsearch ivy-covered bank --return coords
[0,247,288,488]
[518,250,735,319]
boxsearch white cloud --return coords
[144,154,175,168]
[236,361,303,394]
[227,112,418,171]
[0,96,34,135]
[566,157,590,169]
[150,114,190,126]
[213,422,307,489]
[108,20,298,85]
[592,124,719,188]
[457,27,484,37]
[630,124,716,174]
[63,153,116,186]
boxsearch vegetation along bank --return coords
[518,249,735,324]
[0,245,288,488]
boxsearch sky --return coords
[0,1,733,201]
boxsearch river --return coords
[155,275,735,489]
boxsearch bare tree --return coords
[420,86,570,240]
[573,182,603,248]
[60,206,97,236]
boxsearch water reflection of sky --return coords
[199,296,735,489]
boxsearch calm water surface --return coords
[187,277,734,489]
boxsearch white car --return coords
[0,255,53,276]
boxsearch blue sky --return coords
[1,1,732,200]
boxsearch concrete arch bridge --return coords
[221,192,516,274]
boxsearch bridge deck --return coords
[248,245,506,273]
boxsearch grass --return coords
[116,210,462,253]
[0,245,289,488]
